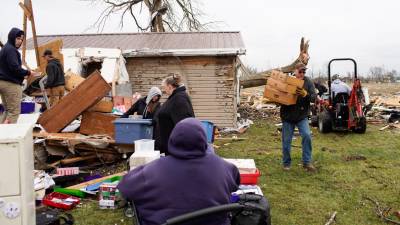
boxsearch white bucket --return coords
[134,139,155,153]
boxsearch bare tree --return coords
[87,0,208,32]
[369,66,385,82]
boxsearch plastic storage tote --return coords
[201,120,215,143]
[240,169,261,185]
[21,102,35,114]
[42,192,80,210]
[134,139,155,152]
[114,118,153,144]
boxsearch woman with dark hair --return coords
[157,73,195,154]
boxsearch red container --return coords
[42,192,80,210]
[240,169,261,184]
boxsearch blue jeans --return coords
[282,118,312,166]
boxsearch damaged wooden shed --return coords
[27,32,246,128]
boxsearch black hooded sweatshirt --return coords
[0,28,30,85]
[46,58,65,88]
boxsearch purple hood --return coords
[168,118,209,159]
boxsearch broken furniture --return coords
[38,70,111,133]
[80,111,118,137]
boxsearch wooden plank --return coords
[67,172,127,190]
[80,112,117,137]
[27,0,40,68]
[21,13,27,64]
[38,71,111,133]
[88,100,113,113]
[19,2,32,19]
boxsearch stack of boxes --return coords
[99,182,120,209]
[264,70,305,105]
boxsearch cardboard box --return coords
[267,78,297,94]
[65,71,85,91]
[264,85,297,105]
[270,70,304,88]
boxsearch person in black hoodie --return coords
[157,74,195,154]
[0,28,36,123]
[43,49,65,107]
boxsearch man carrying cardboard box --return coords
[280,62,317,172]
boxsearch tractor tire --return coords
[310,115,318,127]
[318,111,332,133]
[354,117,367,134]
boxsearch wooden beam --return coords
[21,13,28,64]
[38,71,111,133]
[27,0,40,67]
[67,172,127,190]
[19,2,32,19]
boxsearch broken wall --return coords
[126,56,238,128]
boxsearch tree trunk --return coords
[240,38,310,89]
[150,0,165,32]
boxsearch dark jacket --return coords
[45,58,65,88]
[117,118,240,225]
[0,28,30,85]
[280,76,316,123]
[157,86,195,154]
[121,97,147,118]
[314,82,327,96]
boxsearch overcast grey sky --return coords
[1,0,399,76]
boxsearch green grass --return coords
[71,120,400,225]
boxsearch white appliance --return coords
[0,124,36,225]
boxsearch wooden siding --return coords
[126,56,237,128]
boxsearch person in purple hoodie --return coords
[118,118,240,225]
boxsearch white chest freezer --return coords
[0,124,35,225]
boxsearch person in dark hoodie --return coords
[157,74,195,154]
[122,87,163,150]
[0,28,36,123]
[280,62,317,172]
[43,49,65,107]
[117,118,240,225]
[121,86,162,119]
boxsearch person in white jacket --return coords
[331,74,351,97]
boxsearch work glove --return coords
[296,87,308,97]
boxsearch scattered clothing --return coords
[157,85,195,154]
[118,118,240,225]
